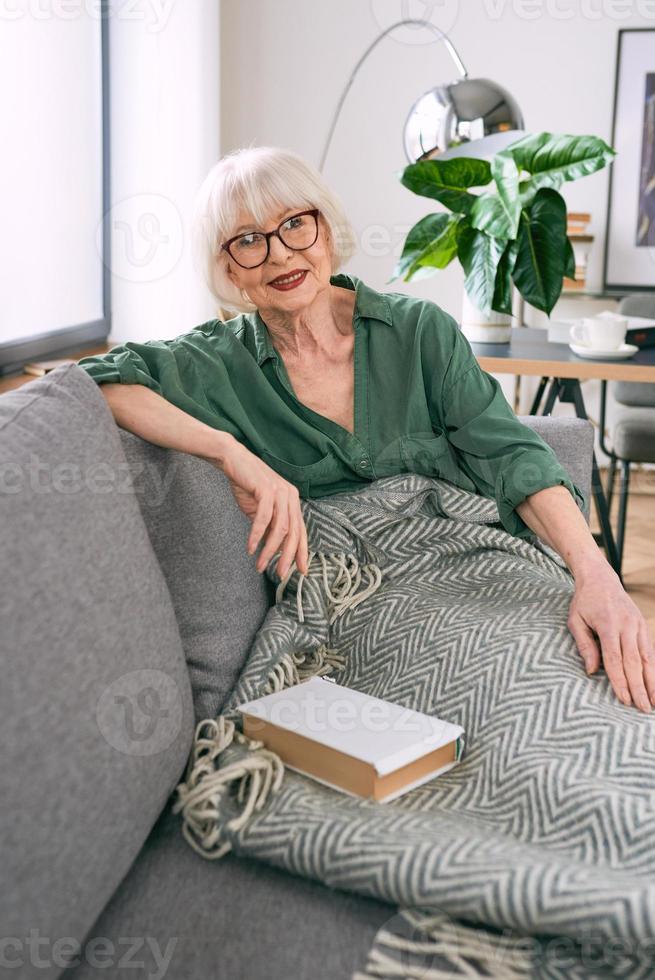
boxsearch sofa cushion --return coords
[0,363,194,980]
[118,425,271,723]
[66,804,392,980]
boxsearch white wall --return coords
[220,0,655,463]
[108,0,221,344]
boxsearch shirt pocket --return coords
[259,447,337,496]
[399,429,475,492]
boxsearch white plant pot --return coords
[460,289,512,343]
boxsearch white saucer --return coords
[569,341,639,360]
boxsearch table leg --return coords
[530,376,622,580]
[528,376,549,415]
[541,378,562,416]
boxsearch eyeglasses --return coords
[221,209,320,269]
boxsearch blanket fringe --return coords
[263,643,346,694]
[354,909,532,979]
[174,550,379,860]
[173,641,347,859]
[275,549,383,625]
[172,716,284,860]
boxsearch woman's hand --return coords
[567,561,655,712]
[215,437,309,580]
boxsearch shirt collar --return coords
[250,273,393,366]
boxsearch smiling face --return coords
[223,205,334,313]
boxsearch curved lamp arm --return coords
[318,18,468,173]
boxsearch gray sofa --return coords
[0,362,594,980]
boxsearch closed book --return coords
[23,358,74,377]
[237,676,465,803]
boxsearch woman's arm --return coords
[422,309,655,713]
[101,382,235,463]
[93,381,309,580]
[516,484,655,713]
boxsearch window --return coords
[0,0,110,376]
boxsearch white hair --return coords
[191,144,359,315]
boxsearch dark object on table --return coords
[626,325,655,350]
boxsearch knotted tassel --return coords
[275,549,383,624]
[263,643,346,694]
[172,716,284,860]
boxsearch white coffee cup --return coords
[569,314,627,350]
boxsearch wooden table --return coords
[469,327,655,578]
[0,344,111,395]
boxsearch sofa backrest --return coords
[516,415,594,522]
[117,426,272,724]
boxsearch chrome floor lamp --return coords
[318,17,525,172]
[318,17,528,408]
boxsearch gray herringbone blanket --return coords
[173,474,655,979]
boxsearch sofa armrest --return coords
[517,415,594,523]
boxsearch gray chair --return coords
[600,293,655,574]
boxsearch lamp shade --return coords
[403,77,525,162]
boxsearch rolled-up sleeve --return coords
[436,320,587,541]
[77,340,185,395]
[77,332,249,439]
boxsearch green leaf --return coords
[564,236,576,280]
[399,158,491,215]
[456,222,508,315]
[390,213,459,282]
[492,239,519,315]
[512,188,569,315]
[487,151,522,238]
[506,131,616,206]
[406,219,459,278]
[470,191,518,241]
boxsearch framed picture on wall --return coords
[603,28,655,292]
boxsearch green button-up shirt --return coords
[78,272,586,541]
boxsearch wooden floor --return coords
[591,467,655,635]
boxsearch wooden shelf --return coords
[559,288,630,299]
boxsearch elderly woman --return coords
[78,146,654,714]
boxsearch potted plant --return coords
[389,132,616,342]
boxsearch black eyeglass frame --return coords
[221,208,321,269]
